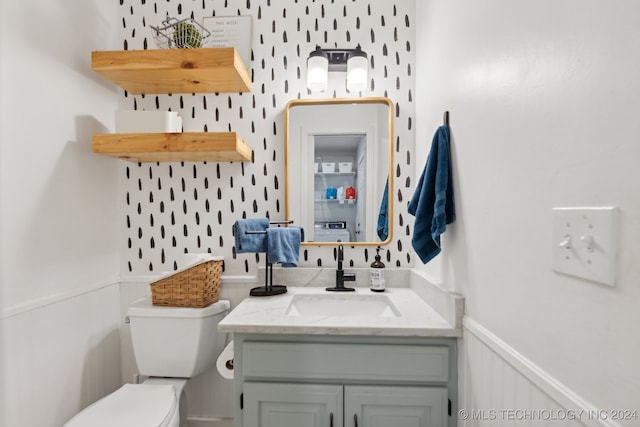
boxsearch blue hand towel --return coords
[266,227,302,267]
[377,178,389,241]
[233,218,270,253]
[408,125,456,264]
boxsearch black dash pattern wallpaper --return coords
[118,0,416,275]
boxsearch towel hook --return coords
[443,111,450,126]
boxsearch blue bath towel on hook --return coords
[233,218,270,253]
[377,178,389,241]
[408,125,456,264]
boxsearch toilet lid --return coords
[65,384,177,427]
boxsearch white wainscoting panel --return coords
[1,282,122,427]
[460,318,624,427]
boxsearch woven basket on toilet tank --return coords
[150,255,222,308]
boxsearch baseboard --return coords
[463,317,622,427]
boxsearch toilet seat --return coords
[64,383,178,427]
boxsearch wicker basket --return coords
[150,259,222,308]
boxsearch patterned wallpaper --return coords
[118,0,416,275]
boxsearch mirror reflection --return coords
[285,97,394,245]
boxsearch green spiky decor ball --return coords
[174,22,202,48]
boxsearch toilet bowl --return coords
[64,297,230,427]
[64,379,183,427]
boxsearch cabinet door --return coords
[243,382,343,427]
[345,385,448,427]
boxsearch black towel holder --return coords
[244,220,293,297]
[443,111,450,126]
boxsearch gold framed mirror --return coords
[285,97,394,246]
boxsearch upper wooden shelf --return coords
[91,47,251,94]
[92,132,252,163]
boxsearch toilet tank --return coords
[127,297,230,378]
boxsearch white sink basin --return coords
[218,287,461,337]
[285,293,400,318]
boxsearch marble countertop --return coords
[218,286,460,337]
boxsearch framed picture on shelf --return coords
[202,15,252,67]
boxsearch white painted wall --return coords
[0,0,120,307]
[0,0,5,418]
[415,0,640,421]
[0,0,121,425]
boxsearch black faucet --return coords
[326,244,356,292]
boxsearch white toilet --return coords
[64,297,230,427]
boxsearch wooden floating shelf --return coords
[92,132,252,163]
[91,47,251,94]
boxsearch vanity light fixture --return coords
[306,45,369,93]
[306,48,329,92]
[346,46,368,92]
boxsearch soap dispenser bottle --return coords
[369,247,386,292]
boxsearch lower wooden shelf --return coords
[92,132,252,163]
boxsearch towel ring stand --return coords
[245,220,293,297]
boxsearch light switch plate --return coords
[551,207,617,286]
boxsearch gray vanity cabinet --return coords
[243,382,342,427]
[345,385,448,426]
[243,382,447,427]
[233,334,457,427]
